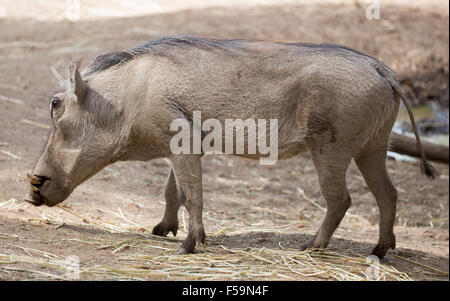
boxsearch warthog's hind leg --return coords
[152,169,182,237]
[355,147,397,259]
[301,146,352,251]
[168,155,206,254]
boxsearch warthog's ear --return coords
[68,60,84,103]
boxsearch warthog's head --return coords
[25,62,124,207]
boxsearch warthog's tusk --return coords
[26,172,42,185]
[24,193,43,206]
[31,185,40,193]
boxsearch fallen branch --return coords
[389,132,449,164]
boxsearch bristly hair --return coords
[84,35,250,76]
[84,34,375,76]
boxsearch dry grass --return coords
[0,199,447,281]
[0,240,416,281]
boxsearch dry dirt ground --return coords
[0,1,448,280]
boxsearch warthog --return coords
[26,35,436,258]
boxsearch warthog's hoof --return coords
[371,236,396,259]
[152,220,178,237]
[176,227,206,255]
[300,243,312,251]
[176,247,191,255]
[299,235,328,251]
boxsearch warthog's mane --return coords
[85,35,252,76]
[85,35,373,76]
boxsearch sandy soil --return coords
[0,1,448,280]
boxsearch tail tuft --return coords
[376,63,439,182]
[420,160,438,180]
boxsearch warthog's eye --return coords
[51,98,61,109]
[50,97,63,120]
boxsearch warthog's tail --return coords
[374,64,438,180]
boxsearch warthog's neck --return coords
[84,60,171,162]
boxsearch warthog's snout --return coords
[25,173,50,206]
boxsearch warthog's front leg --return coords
[152,169,182,237]
[168,155,205,254]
